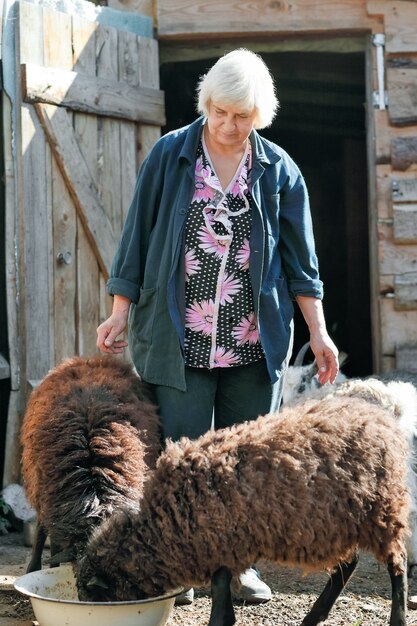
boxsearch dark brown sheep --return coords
[20,354,161,573]
[77,395,410,626]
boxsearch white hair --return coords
[196,49,279,130]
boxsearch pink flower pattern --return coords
[198,226,229,258]
[232,312,260,346]
[212,347,241,367]
[219,273,241,305]
[185,247,201,282]
[185,300,215,335]
[236,239,250,271]
[184,138,264,368]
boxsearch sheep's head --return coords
[76,508,166,602]
[76,552,152,602]
[282,342,348,404]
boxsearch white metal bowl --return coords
[14,564,183,626]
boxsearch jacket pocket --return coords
[129,286,158,346]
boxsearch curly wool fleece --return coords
[78,395,410,601]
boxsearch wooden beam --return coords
[391,136,417,170]
[395,272,417,310]
[34,102,117,279]
[22,62,166,126]
[393,203,417,242]
[157,0,379,39]
[392,177,417,203]
[387,64,417,126]
[396,345,417,372]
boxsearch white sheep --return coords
[282,342,347,404]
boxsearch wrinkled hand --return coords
[97,312,129,354]
[309,333,340,385]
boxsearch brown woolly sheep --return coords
[20,354,161,573]
[77,395,410,626]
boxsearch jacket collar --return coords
[179,117,205,163]
[250,130,282,166]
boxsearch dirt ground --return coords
[2,530,417,626]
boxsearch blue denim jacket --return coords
[107,117,323,391]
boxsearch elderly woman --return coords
[97,49,339,603]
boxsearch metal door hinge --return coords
[372,34,387,110]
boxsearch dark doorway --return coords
[160,49,372,377]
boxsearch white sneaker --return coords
[175,588,194,605]
[231,567,272,603]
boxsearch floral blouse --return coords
[184,134,264,369]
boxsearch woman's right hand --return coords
[97,295,131,354]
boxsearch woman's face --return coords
[205,101,257,149]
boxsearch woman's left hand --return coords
[309,333,340,385]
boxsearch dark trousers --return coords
[149,359,284,442]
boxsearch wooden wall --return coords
[367,1,417,371]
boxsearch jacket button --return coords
[179,208,186,214]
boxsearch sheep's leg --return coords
[388,560,407,626]
[26,521,47,573]
[300,552,359,626]
[208,567,236,626]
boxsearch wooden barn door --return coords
[366,1,417,373]
[3,0,164,483]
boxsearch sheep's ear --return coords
[87,575,109,590]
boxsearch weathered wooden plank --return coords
[73,14,101,358]
[374,109,416,163]
[21,104,54,380]
[118,30,140,226]
[395,272,417,310]
[21,62,166,125]
[396,345,417,371]
[19,1,43,64]
[136,35,161,183]
[378,223,417,274]
[43,6,76,364]
[368,0,417,53]
[387,63,417,125]
[393,203,417,242]
[376,164,393,219]
[365,41,382,372]
[391,135,417,170]
[392,177,417,203]
[34,102,117,279]
[380,297,417,354]
[157,0,379,38]
[3,94,21,391]
[107,0,152,15]
[96,23,122,234]
[20,1,55,381]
